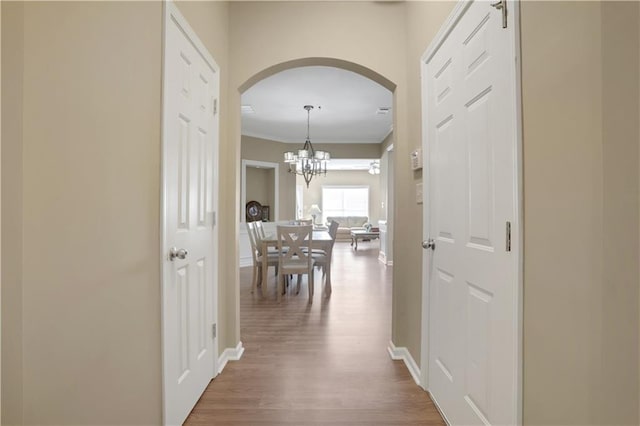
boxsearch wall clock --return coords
[246,200,263,222]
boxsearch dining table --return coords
[261,230,334,298]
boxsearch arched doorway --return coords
[235,56,398,342]
[236,57,397,300]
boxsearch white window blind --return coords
[322,186,369,221]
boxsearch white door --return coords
[162,4,219,425]
[421,1,520,425]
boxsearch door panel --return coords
[423,1,520,425]
[163,6,219,425]
[178,115,191,230]
[177,265,189,382]
[435,115,456,242]
[466,90,494,250]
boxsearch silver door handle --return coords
[169,247,188,261]
[491,0,508,28]
[422,239,436,250]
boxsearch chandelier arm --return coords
[283,104,329,187]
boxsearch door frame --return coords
[241,159,279,222]
[160,1,220,423]
[385,144,394,265]
[0,4,3,419]
[419,0,524,423]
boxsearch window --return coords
[322,186,369,221]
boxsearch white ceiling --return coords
[241,66,393,144]
[324,159,379,171]
[247,158,377,171]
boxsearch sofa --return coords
[326,216,369,241]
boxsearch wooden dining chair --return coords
[312,220,339,287]
[328,219,339,240]
[276,225,314,303]
[255,220,285,256]
[254,220,266,239]
[246,221,278,295]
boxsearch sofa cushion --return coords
[326,216,348,227]
[327,216,369,228]
[347,216,368,228]
[326,216,369,241]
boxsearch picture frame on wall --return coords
[261,205,270,222]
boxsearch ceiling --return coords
[241,66,393,144]
[324,158,379,171]
[246,159,378,171]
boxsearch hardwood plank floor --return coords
[185,242,445,425]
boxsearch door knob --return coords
[169,247,188,261]
[422,239,436,250]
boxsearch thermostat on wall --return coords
[411,148,423,170]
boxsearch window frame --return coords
[321,185,370,222]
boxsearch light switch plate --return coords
[411,148,423,170]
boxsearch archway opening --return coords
[237,56,397,337]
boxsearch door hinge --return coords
[506,221,511,252]
[491,0,508,29]
[212,323,217,339]
[211,211,216,227]
[213,98,218,115]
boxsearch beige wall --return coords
[311,142,382,159]
[0,1,231,424]
[245,167,274,218]
[297,170,381,225]
[522,4,603,423]
[241,135,296,220]
[521,1,639,424]
[379,132,393,223]
[2,2,24,424]
[601,3,639,423]
[19,2,164,424]
[0,1,3,419]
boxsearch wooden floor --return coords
[185,242,445,425]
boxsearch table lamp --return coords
[309,204,322,225]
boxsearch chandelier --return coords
[283,105,330,188]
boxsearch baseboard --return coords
[428,390,452,426]
[217,341,245,374]
[378,252,393,266]
[387,341,421,386]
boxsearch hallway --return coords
[185,242,445,425]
